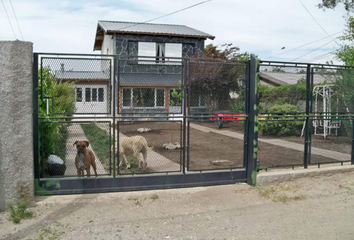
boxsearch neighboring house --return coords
[260,72,329,87]
[55,20,214,115]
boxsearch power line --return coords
[1,0,17,39]
[305,51,335,62]
[117,0,213,31]
[264,30,342,60]
[298,0,340,46]
[290,38,337,62]
[9,0,24,40]
[305,42,354,62]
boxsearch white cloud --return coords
[0,0,348,64]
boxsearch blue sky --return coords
[0,0,349,64]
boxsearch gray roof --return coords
[53,71,181,86]
[120,74,181,86]
[260,72,331,86]
[98,20,215,40]
[54,71,110,80]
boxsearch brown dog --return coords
[74,140,98,177]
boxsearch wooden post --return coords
[165,87,169,112]
[118,87,122,114]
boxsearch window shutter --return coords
[165,43,182,63]
[138,42,156,63]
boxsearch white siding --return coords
[102,35,114,55]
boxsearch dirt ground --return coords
[1,170,353,240]
[197,121,351,167]
[111,120,350,172]
[118,121,244,170]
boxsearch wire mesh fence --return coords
[258,62,354,169]
[188,60,247,116]
[117,57,184,117]
[309,118,352,164]
[35,53,354,181]
[40,121,111,178]
[40,57,112,115]
[187,120,245,171]
[116,121,182,174]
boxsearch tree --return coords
[318,0,354,12]
[189,44,248,112]
[334,16,354,66]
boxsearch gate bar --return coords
[33,53,40,179]
[246,55,259,185]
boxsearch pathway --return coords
[100,125,181,172]
[190,123,351,161]
[65,125,107,176]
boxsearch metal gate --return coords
[33,53,259,195]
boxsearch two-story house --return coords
[56,20,214,115]
[95,20,214,115]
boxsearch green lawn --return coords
[80,123,140,174]
[81,123,111,164]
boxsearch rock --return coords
[137,128,151,133]
[163,142,181,150]
[211,160,233,166]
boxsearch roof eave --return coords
[106,30,215,40]
[93,23,107,51]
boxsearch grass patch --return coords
[272,194,290,203]
[29,222,65,240]
[81,123,111,164]
[81,123,144,174]
[150,194,159,201]
[128,197,142,206]
[257,183,306,203]
[8,201,33,224]
[119,155,141,174]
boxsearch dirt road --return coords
[0,171,353,240]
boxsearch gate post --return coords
[0,41,34,211]
[246,55,259,186]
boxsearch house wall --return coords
[0,41,34,211]
[115,34,204,57]
[114,34,205,75]
[101,34,114,55]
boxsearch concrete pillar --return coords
[0,41,34,211]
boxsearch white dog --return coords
[112,135,151,171]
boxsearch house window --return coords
[85,88,91,102]
[122,88,131,106]
[138,42,182,64]
[98,88,104,102]
[156,43,165,63]
[76,88,82,102]
[92,88,97,102]
[156,89,165,106]
[122,88,165,108]
[190,91,206,107]
[165,43,182,64]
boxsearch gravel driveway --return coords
[0,170,353,240]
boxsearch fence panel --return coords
[187,60,248,171]
[39,121,111,178]
[40,57,112,115]
[116,120,182,174]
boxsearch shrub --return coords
[259,104,303,136]
[38,68,75,174]
[259,83,307,107]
